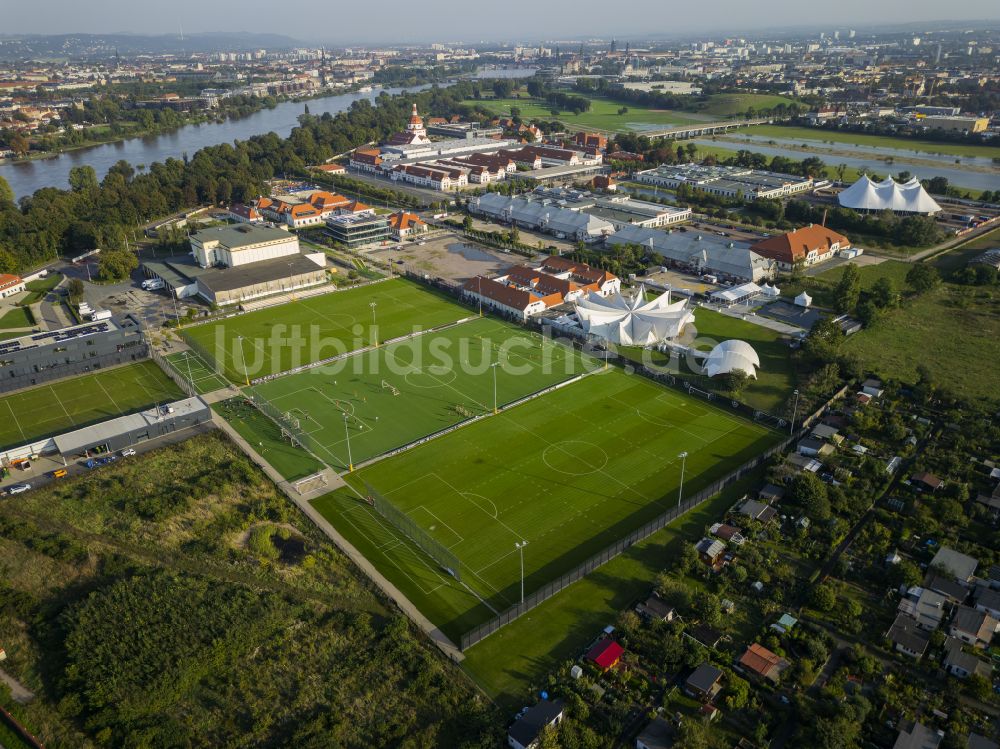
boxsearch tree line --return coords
[0,82,485,274]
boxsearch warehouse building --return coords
[636,163,815,200]
[0,315,148,394]
[190,224,300,269]
[469,191,615,242]
[143,224,329,306]
[607,225,777,283]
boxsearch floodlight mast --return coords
[516,540,528,604]
[236,335,250,387]
[343,412,354,472]
[790,389,800,436]
[370,301,378,347]
[491,361,500,414]
[677,451,688,508]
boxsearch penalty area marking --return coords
[339,504,447,595]
[463,492,498,520]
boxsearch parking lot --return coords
[366,231,521,284]
[464,216,579,256]
[1,422,215,496]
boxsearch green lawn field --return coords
[842,282,1000,403]
[248,316,594,472]
[744,124,1000,161]
[0,361,185,450]
[691,93,798,117]
[464,96,701,133]
[461,468,767,707]
[618,304,797,414]
[779,255,1000,403]
[0,307,34,330]
[779,259,914,309]
[19,272,63,305]
[181,279,471,383]
[313,367,779,640]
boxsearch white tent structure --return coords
[574,285,694,346]
[762,283,781,298]
[837,175,941,215]
[703,340,760,379]
[795,291,812,308]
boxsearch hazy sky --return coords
[5,0,999,42]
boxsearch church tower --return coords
[407,103,427,140]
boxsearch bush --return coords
[248,525,279,560]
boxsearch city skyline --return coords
[3,0,999,43]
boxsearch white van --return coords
[141,278,165,291]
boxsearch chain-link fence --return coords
[149,346,196,398]
[247,390,330,467]
[366,482,462,582]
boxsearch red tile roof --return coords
[0,273,23,290]
[750,225,850,265]
[586,639,624,670]
[389,212,426,232]
[739,643,782,678]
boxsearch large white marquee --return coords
[837,175,941,215]
[574,286,694,346]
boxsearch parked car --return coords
[50,469,68,479]
[6,483,32,495]
[121,448,136,457]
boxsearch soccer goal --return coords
[381,379,400,396]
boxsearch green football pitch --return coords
[248,317,595,472]
[181,279,472,383]
[313,368,781,640]
[0,361,185,450]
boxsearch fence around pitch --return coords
[247,390,331,468]
[367,483,463,582]
[149,346,197,399]
[458,435,792,651]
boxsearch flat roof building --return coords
[0,315,147,394]
[52,396,212,458]
[190,224,300,269]
[607,224,776,283]
[325,212,392,249]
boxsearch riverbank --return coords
[0,85,425,198]
[745,124,1000,161]
[692,138,993,195]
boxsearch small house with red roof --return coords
[585,639,623,671]
[388,211,428,240]
[750,225,850,271]
[227,204,263,224]
[737,643,788,682]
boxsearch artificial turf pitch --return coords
[0,361,185,450]
[181,278,472,383]
[313,367,780,640]
[248,316,593,471]
[165,350,231,394]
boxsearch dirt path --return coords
[0,668,35,704]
